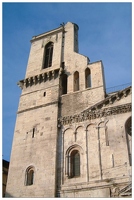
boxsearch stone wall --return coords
[57,98,131,197]
[6,100,59,197]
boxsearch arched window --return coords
[70,150,80,177]
[85,68,91,88]
[125,117,132,166]
[43,42,53,69]
[25,166,34,186]
[61,74,67,95]
[65,146,81,178]
[74,71,79,92]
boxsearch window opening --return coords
[43,42,53,69]
[61,74,67,95]
[70,150,80,177]
[26,167,34,186]
[74,71,79,92]
[85,68,91,88]
[32,128,35,138]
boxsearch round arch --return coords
[25,165,35,186]
[65,144,83,178]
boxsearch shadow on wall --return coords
[5,192,14,198]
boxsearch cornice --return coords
[31,26,64,42]
[17,101,58,114]
[17,67,64,89]
[83,86,131,113]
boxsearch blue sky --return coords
[2,2,132,161]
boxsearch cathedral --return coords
[5,22,131,198]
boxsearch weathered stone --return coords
[6,22,131,198]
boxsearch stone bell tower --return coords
[6,22,106,198]
[6,23,67,198]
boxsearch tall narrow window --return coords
[43,42,53,69]
[74,71,79,92]
[61,74,67,95]
[32,128,35,138]
[125,117,132,166]
[85,68,91,88]
[70,150,80,177]
[26,167,34,186]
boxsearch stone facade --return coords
[5,22,131,198]
[3,160,9,197]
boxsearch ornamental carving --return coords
[58,103,131,126]
[110,183,132,197]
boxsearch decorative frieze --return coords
[58,103,131,126]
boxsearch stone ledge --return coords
[61,176,130,192]
[17,101,58,114]
[17,68,62,89]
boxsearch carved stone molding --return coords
[110,183,132,197]
[83,86,131,113]
[118,183,132,197]
[110,186,120,197]
[58,103,131,126]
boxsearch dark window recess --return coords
[71,150,80,177]
[85,68,91,88]
[43,42,53,69]
[43,92,46,96]
[32,128,35,138]
[26,168,34,186]
[61,74,67,95]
